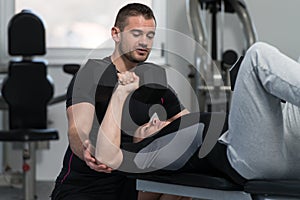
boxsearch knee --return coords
[248,42,274,56]
[245,42,279,67]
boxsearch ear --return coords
[111,27,121,42]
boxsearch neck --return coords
[111,50,137,72]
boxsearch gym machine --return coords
[186,0,257,111]
[0,10,59,200]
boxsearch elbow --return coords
[95,149,123,170]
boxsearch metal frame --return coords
[137,179,252,200]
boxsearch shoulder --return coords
[82,58,112,70]
[77,58,116,80]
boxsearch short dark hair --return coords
[114,3,156,31]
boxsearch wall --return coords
[246,0,300,60]
[164,0,198,111]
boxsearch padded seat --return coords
[135,173,242,191]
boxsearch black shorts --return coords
[51,172,137,200]
[206,142,246,185]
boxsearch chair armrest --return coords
[0,128,58,142]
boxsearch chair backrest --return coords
[1,10,53,129]
[2,62,53,129]
[8,9,45,56]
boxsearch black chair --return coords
[0,10,58,200]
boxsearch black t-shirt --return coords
[55,57,185,185]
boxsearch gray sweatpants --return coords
[220,42,300,180]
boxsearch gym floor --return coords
[0,181,54,200]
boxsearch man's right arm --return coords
[67,102,94,160]
[67,102,113,172]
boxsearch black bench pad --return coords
[244,180,300,197]
[135,172,243,191]
[136,172,300,197]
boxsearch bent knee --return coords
[248,42,280,57]
[246,42,279,68]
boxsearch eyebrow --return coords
[130,29,155,35]
[130,29,143,33]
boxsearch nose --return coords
[138,41,148,49]
[151,117,159,125]
[138,35,148,47]
[139,43,147,49]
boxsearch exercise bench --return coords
[136,172,300,200]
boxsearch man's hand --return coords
[117,71,139,93]
[83,140,113,173]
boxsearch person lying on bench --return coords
[87,42,300,194]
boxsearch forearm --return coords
[68,126,85,160]
[95,89,128,169]
[95,72,139,169]
[67,103,94,160]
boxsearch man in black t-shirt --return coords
[51,3,188,200]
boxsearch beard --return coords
[119,44,150,63]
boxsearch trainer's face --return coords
[117,16,156,63]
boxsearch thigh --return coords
[138,191,161,200]
[51,185,120,200]
[61,194,117,200]
[120,178,138,200]
[51,175,127,200]
[229,42,300,153]
[228,45,287,172]
[283,102,300,137]
[283,103,300,159]
[52,185,121,200]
